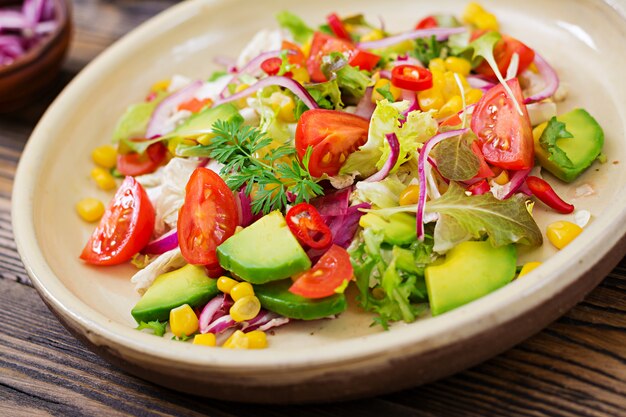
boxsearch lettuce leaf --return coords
[539,116,574,169]
[353,174,407,208]
[112,93,166,143]
[321,52,370,101]
[136,320,167,337]
[276,11,314,43]
[431,136,480,181]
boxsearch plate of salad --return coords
[12,0,626,403]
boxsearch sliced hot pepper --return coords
[327,13,351,41]
[415,15,438,30]
[391,65,433,91]
[285,203,333,249]
[526,176,574,214]
[177,97,212,113]
[260,57,283,76]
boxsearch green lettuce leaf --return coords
[431,136,480,181]
[112,93,166,143]
[427,182,543,252]
[539,116,574,169]
[276,11,314,43]
[321,52,370,101]
[136,320,167,337]
[353,174,407,208]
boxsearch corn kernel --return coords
[196,133,216,146]
[230,295,261,322]
[150,79,170,92]
[428,58,446,73]
[442,72,462,100]
[463,2,499,31]
[193,333,216,346]
[417,88,445,112]
[371,78,401,103]
[360,29,385,42]
[91,145,117,169]
[444,57,471,76]
[76,198,105,222]
[399,184,420,206]
[269,92,296,122]
[546,221,582,250]
[230,282,255,301]
[493,170,509,185]
[169,304,199,338]
[90,167,117,191]
[528,62,539,73]
[223,330,249,349]
[246,330,267,349]
[217,276,238,294]
[431,69,446,93]
[234,83,250,108]
[518,262,542,278]
[437,96,464,119]
[465,88,483,105]
[290,66,310,84]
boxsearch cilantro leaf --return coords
[539,116,575,169]
[137,320,167,337]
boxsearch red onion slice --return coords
[523,53,559,104]
[357,27,466,50]
[199,295,226,334]
[355,86,376,119]
[205,314,237,334]
[214,76,319,110]
[311,188,352,217]
[466,75,496,92]
[365,133,400,183]
[241,310,289,332]
[142,229,178,254]
[417,128,468,240]
[236,189,254,227]
[0,11,26,30]
[145,80,203,138]
[491,168,531,200]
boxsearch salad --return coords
[77,3,605,349]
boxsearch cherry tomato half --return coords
[327,13,351,41]
[177,168,238,266]
[80,176,155,265]
[295,109,369,178]
[117,142,167,177]
[286,203,332,250]
[471,31,535,81]
[289,245,354,299]
[261,57,283,76]
[391,65,433,91]
[415,15,438,30]
[471,78,534,170]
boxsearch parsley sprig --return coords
[207,119,324,214]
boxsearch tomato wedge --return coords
[80,176,155,265]
[327,13,351,41]
[306,32,380,82]
[471,141,495,178]
[281,40,306,67]
[289,245,353,299]
[117,142,167,176]
[177,97,212,113]
[285,203,332,250]
[471,78,534,170]
[295,109,369,177]
[415,15,438,30]
[177,168,238,266]
[472,31,535,81]
[391,65,433,91]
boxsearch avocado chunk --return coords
[217,211,311,284]
[425,241,516,316]
[254,280,347,320]
[175,103,242,135]
[131,264,218,323]
[359,212,416,246]
[533,108,604,182]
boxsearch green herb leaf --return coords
[539,116,575,169]
[432,136,480,181]
[414,35,447,66]
[375,83,395,102]
[427,182,543,252]
[276,11,314,43]
[208,70,227,81]
[137,320,167,337]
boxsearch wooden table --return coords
[1,1,625,415]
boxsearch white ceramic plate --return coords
[13,0,626,403]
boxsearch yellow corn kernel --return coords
[399,184,421,206]
[169,304,199,338]
[234,83,250,108]
[217,276,238,294]
[518,262,542,278]
[246,330,267,349]
[76,198,105,222]
[193,333,216,346]
[493,170,509,185]
[196,133,216,146]
[90,167,117,191]
[223,330,249,349]
[528,62,539,73]
[463,2,499,31]
[91,145,117,169]
[465,88,483,105]
[428,58,446,73]
[269,92,296,122]
[230,282,255,301]
[291,66,310,84]
[546,221,582,250]
[417,88,445,112]
[150,79,170,92]
[230,295,261,322]
[371,78,401,103]
[442,72,462,100]
[437,96,464,119]
[430,69,446,94]
[444,57,471,76]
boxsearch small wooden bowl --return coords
[0,0,72,113]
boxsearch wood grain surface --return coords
[1,1,625,415]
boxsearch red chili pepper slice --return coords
[526,176,574,214]
[327,13,351,41]
[260,57,283,76]
[391,65,433,91]
[415,15,438,30]
[285,203,333,249]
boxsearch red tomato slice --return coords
[467,179,490,195]
[327,13,351,41]
[285,203,332,250]
[295,109,369,177]
[472,31,535,81]
[415,15,438,30]
[471,79,534,170]
[471,141,495,178]
[391,65,433,91]
[80,176,155,265]
[117,142,167,176]
[178,98,212,113]
[289,245,353,299]
[306,32,380,82]
[177,168,238,266]
[281,40,306,67]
